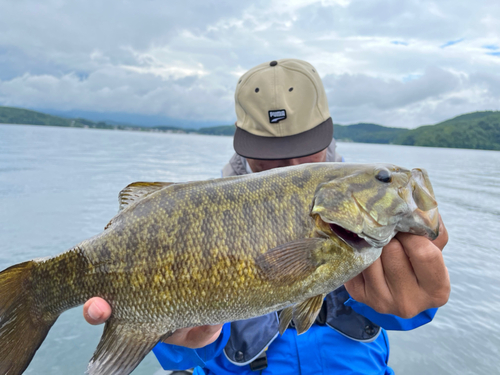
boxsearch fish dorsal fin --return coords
[256,238,328,284]
[118,182,175,211]
[104,182,175,230]
[87,318,172,375]
[292,294,325,335]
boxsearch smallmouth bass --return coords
[0,163,439,374]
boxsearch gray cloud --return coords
[323,66,461,110]
[1,0,500,127]
[0,69,234,121]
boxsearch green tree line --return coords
[1,105,499,151]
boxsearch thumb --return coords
[83,297,112,325]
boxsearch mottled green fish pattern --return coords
[0,163,439,375]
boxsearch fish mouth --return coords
[328,223,374,253]
[314,209,390,253]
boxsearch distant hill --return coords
[0,106,234,135]
[0,106,132,130]
[197,125,236,136]
[0,106,85,127]
[1,105,499,151]
[395,111,500,151]
[152,125,193,133]
[334,123,408,144]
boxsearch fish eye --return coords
[375,168,392,183]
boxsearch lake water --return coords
[0,124,499,375]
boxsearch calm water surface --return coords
[0,124,499,374]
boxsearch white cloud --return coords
[1,0,500,127]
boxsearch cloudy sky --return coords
[1,0,500,128]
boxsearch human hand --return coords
[161,324,223,348]
[344,216,450,319]
[83,297,223,348]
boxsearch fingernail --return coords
[88,303,103,320]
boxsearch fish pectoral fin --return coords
[87,319,171,375]
[292,294,326,335]
[256,238,328,284]
[279,307,294,335]
[118,181,176,211]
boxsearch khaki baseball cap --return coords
[234,58,333,160]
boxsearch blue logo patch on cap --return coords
[268,109,287,123]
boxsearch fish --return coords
[0,162,439,375]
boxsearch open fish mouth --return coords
[328,223,374,253]
[328,221,393,253]
[313,201,394,253]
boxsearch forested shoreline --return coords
[1,106,499,151]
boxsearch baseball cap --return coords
[233,58,333,160]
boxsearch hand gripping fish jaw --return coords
[311,164,439,253]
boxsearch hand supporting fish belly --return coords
[0,163,440,375]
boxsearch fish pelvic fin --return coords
[279,307,294,336]
[87,319,171,375]
[293,294,325,335]
[0,261,58,375]
[278,294,326,335]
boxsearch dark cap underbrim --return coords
[233,117,333,160]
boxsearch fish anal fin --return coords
[279,307,294,335]
[293,294,326,335]
[256,238,327,284]
[87,319,171,375]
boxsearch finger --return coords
[344,273,366,302]
[432,215,448,251]
[397,233,450,300]
[83,297,112,325]
[354,257,393,310]
[379,238,418,295]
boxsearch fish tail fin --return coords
[0,261,58,375]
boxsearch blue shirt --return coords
[152,299,438,374]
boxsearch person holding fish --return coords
[83,59,450,374]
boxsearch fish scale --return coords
[0,162,439,375]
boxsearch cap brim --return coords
[233,117,333,160]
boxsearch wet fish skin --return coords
[0,163,439,375]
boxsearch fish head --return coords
[311,164,439,252]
